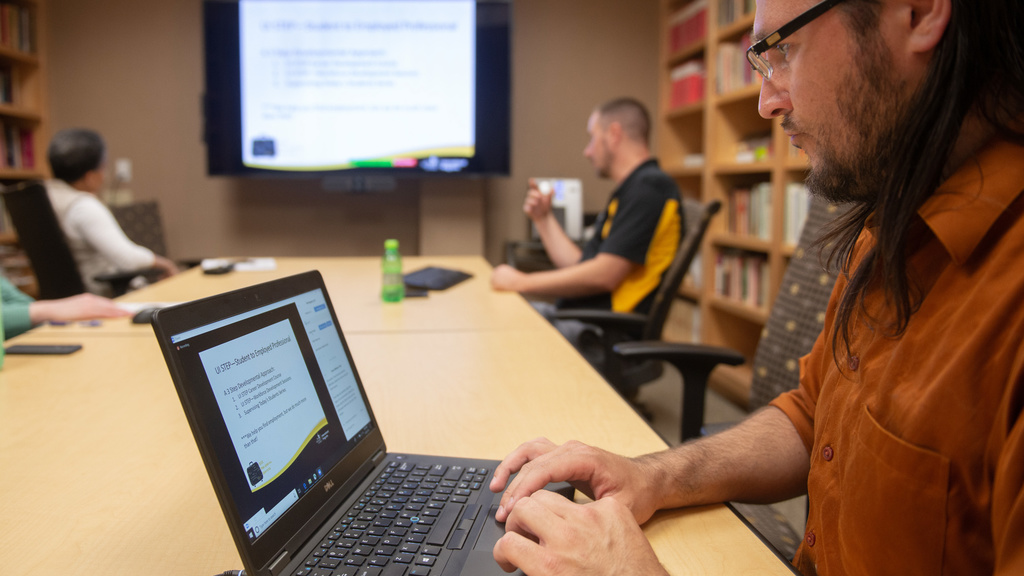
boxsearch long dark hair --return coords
[820,0,1024,360]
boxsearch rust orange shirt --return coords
[771,136,1024,576]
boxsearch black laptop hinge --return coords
[372,449,386,466]
[268,550,290,574]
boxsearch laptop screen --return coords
[165,284,373,544]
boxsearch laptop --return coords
[152,271,567,576]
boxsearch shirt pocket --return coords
[838,404,950,575]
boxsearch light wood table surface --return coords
[0,258,794,576]
[30,257,542,338]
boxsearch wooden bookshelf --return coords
[660,0,809,407]
[0,0,48,298]
[0,0,46,181]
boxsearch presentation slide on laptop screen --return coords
[170,289,372,540]
[239,0,476,170]
[200,319,328,493]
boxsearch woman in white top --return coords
[44,129,178,295]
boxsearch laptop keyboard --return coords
[296,460,490,576]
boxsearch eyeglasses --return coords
[746,0,848,80]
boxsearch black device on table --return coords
[6,344,82,355]
[403,267,473,291]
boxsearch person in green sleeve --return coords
[1,276,131,339]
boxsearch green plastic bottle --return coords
[381,239,404,303]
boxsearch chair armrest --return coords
[554,309,648,335]
[614,341,745,441]
[94,267,163,297]
[93,267,162,283]
[613,341,745,368]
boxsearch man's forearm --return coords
[515,254,635,298]
[640,407,810,510]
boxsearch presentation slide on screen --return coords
[201,319,328,493]
[239,0,476,170]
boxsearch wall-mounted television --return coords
[203,0,511,178]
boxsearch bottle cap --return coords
[385,239,399,250]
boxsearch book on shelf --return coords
[735,132,772,163]
[667,0,708,53]
[0,121,34,170]
[784,182,810,245]
[0,65,11,103]
[0,3,33,54]
[682,153,705,168]
[669,59,705,109]
[717,0,756,27]
[714,249,770,309]
[728,182,772,240]
[715,33,756,95]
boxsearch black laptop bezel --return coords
[151,270,388,574]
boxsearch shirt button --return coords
[805,530,816,547]
[822,446,834,461]
[848,356,860,371]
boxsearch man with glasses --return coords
[488,0,1024,574]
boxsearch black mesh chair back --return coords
[1,181,87,299]
[642,197,720,340]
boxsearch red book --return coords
[19,128,33,168]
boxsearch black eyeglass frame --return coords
[746,0,849,80]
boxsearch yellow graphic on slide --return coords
[245,145,475,171]
[250,418,328,493]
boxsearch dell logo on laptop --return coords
[323,480,335,493]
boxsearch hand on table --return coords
[491,264,527,292]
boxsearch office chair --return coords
[612,196,848,440]
[612,196,849,560]
[1,181,159,299]
[110,200,202,269]
[109,200,168,257]
[553,198,729,401]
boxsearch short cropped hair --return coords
[48,129,106,184]
[597,98,651,146]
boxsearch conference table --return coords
[0,257,795,575]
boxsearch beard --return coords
[796,35,910,205]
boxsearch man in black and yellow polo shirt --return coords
[491,98,683,356]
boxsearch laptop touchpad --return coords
[464,482,577,575]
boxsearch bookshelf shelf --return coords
[667,40,706,66]
[708,294,769,324]
[713,161,772,175]
[659,0,810,407]
[666,99,705,120]
[0,46,37,65]
[0,103,41,121]
[717,11,755,40]
[712,233,771,253]
[665,166,704,179]
[716,83,761,105]
[0,167,43,179]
